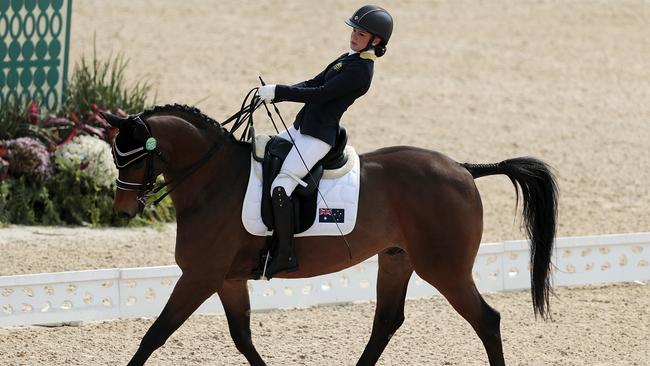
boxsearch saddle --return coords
[255,127,349,234]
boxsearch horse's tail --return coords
[462,157,559,320]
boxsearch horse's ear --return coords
[99,111,126,128]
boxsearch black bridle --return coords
[113,89,262,207]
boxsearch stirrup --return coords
[264,251,298,279]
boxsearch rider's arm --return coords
[275,64,370,104]
[290,69,326,89]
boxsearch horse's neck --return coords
[167,128,250,219]
[202,140,251,199]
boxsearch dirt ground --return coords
[1,0,649,365]
[0,283,648,365]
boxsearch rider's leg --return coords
[265,129,331,277]
[271,129,331,196]
[276,125,298,142]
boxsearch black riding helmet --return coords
[345,5,393,56]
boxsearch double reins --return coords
[118,89,262,207]
[117,84,353,261]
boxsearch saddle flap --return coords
[261,137,294,230]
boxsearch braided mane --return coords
[140,103,227,133]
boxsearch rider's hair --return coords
[366,36,387,58]
[374,44,387,57]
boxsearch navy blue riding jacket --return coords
[274,51,375,146]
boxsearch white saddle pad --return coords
[241,146,361,237]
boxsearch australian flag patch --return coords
[319,208,344,223]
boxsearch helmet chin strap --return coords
[360,35,377,52]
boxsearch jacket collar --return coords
[359,50,377,61]
[343,49,376,61]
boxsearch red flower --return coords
[0,158,9,182]
[108,127,119,142]
[70,111,82,127]
[58,129,79,147]
[28,101,40,125]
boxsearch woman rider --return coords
[256,5,393,277]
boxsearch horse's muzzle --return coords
[116,210,136,219]
[113,191,143,219]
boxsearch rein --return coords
[142,140,223,207]
[116,89,262,207]
[114,87,353,261]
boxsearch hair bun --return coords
[374,46,386,57]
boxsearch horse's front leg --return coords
[218,279,267,366]
[127,272,219,366]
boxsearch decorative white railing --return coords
[1,233,648,327]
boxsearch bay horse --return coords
[101,103,558,366]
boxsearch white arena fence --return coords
[1,233,648,327]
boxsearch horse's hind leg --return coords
[218,280,266,366]
[357,249,414,366]
[427,275,505,366]
[127,273,218,366]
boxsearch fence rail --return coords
[1,232,648,327]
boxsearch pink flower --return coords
[2,137,52,180]
[28,101,40,125]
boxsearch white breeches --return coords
[271,126,331,196]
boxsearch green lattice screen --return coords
[0,0,72,110]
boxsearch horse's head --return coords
[101,111,166,218]
[101,104,239,218]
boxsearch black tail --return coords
[463,157,559,320]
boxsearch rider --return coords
[256,5,393,277]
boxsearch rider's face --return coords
[350,28,379,52]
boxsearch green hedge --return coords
[0,48,175,227]
[0,169,175,227]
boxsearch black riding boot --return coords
[265,187,299,277]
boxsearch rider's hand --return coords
[257,84,276,103]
